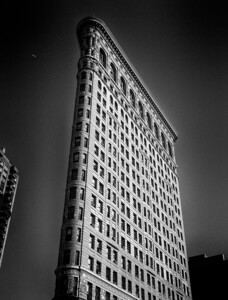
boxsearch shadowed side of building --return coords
[189,254,228,300]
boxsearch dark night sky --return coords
[0,0,228,299]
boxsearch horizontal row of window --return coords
[97,67,174,158]
[89,192,186,267]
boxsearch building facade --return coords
[189,254,228,299]
[0,147,19,267]
[53,17,192,300]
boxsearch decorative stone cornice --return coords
[77,16,178,142]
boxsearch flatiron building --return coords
[53,17,192,300]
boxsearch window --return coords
[107,245,111,259]
[90,214,95,227]
[100,166,104,178]
[120,76,126,95]
[77,108,83,117]
[94,145,99,156]
[106,267,111,281]
[136,284,140,297]
[63,250,70,264]
[101,136,105,147]
[93,160,98,172]
[168,141,173,158]
[140,269,144,281]
[130,89,135,107]
[80,84,85,92]
[113,271,118,285]
[87,282,93,300]
[127,241,131,253]
[121,237,125,249]
[65,227,72,241]
[92,177,97,189]
[95,130,99,141]
[122,276,126,290]
[154,123,159,140]
[99,48,106,68]
[84,137,88,148]
[147,112,152,129]
[81,170,86,181]
[121,256,126,269]
[69,187,76,199]
[113,250,118,264]
[76,228,81,242]
[76,122,82,131]
[128,280,132,293]
[79,96,84,104]
[98,219,103,232]
[110,63,117,82]
[71,169,78,180]
[98,200,103,213]
[95,287,101,300]
[99,182,104,195]
[74,136,81,146]
[100,151,105,162]
[161,132,166,149]
[78,207,83,220]
[138,101,144,118]
[80,188,84,200]
[89,234,95,249]
[75,250,80,265]
[141,288,145,300]
[96,261,101,275]
[81,71,86,79]
[67,206,75,219]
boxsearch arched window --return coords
[138,101,144,119]
[81,71,86,80]
[120,77,126,95]
[99,48,106,68]
[147,113,152,130]
[161,132,166,149]
[130,90,135,107]
[154,123,159,140]
[110,63,117,82]
[168,142,173,158]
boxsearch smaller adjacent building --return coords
[0,147,19,268]
[189,254,228,300]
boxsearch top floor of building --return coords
[76,17,178,147]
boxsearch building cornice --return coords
[77,16,178,142]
